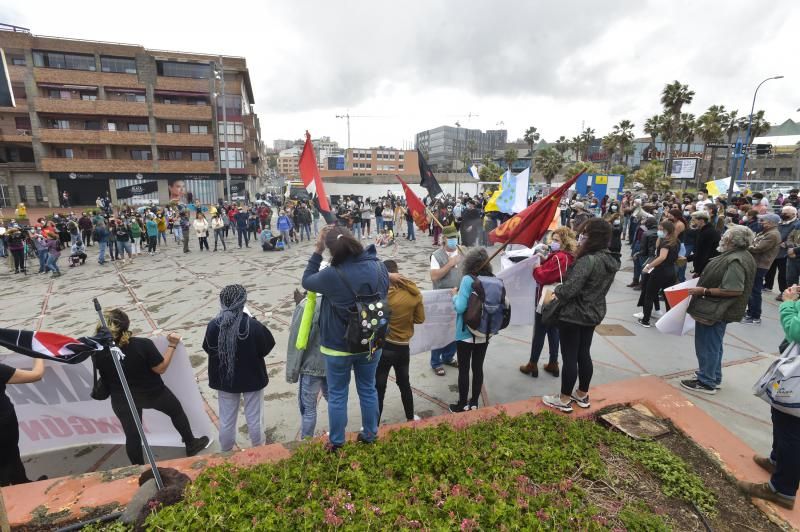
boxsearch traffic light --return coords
[755,144,772,156]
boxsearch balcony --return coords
[152,103,212,121]
[155,132,214,148]
[8,65,26,83]
[154,77,210,93]
[41,158,155,173]
[39,129,152,146]
[0,99,28,113]
[157,160,217,173]
[0,128,33,143]
[35,98,149,117]
[33,68,142,89]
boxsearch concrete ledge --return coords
[3,376,795,529]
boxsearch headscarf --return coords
[213,284,249,384]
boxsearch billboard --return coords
[667,158,699,180]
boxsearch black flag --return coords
[417,149,443,198]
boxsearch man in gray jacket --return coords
[286,290,328,439]
[743,213,782,324]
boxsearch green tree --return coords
[612,120,635,165]
[570,135,582,161]
[749,110,771,139]
[678,113,696,154]
[479,161,504,181]
[533,147,565,186]
[564,160,601,178]
[644,115,661,156]
[696,105,727,180]
[504,148,519,169]
[267,155,278,169]
[523,126,540,156]
[721,110,739,175]
[632,161,668,192]
[660,80,695,159]
[610,164,631,179]
[601,135,618,171]
[580,127,595,161]
[554,136,569,156]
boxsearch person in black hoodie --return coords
[203,285,275,452]
[689,211,720,277]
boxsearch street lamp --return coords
[732,75,783,195]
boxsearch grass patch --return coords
[140,411,714,531]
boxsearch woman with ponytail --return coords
[202,284,276,452]
[94,309,210,464]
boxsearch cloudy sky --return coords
[3,0,798,149]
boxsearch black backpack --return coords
[334,264,390,357]
[464,275,511,341]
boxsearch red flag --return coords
[396,175,429,231]
[0,328,105,364]
[298,131,331,213]
[489,171,583,247]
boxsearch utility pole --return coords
[216,57,231,202]
[336,110,351,149]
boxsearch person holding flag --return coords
[299,131,335,225]
[1,356,45,485]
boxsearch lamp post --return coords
[215,57,232,203]
[732,75,783,196]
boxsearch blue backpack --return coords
[464,275,511,341]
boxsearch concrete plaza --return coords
[0,226,782,479]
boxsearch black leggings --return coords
[11,249,24,272]
[456,341,488,406]
[110,387,195,465]
[558,322,595,396]
[198,236,209,250]
[147,235,157,253]
[0,409,30,486]
[642,267,674,323]
[375,342,414,421]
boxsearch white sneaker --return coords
[632,312,644,319]
[413,414,421,421]
[652,310,664,319]
[542,394,573,413]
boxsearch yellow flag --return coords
[484,172,506,213]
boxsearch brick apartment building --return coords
[319,148,418,179]
[0,25,266,209]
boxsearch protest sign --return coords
[4,336,214,456]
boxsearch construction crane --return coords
[335,110,377,149]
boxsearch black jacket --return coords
[202,316,276,393]
[691,224,720,275]
[554,250,621,326]
[640,228,658,259]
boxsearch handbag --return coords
[89,354,110,401]
[536,255,563,314]
[753,342,800,417]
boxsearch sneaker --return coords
[679,379,717,395]
[185,436,211,456]
[736,481,795,510]
[411,414,422,421]
[444,359,459,368]
[434,367,446,376]
[632,311,644,319]
[637,318,651,328]
[570,393,591,409]
[468,401,479,411]
[542,395,573,413]
[693,372,722,390]
[652,310,664,319]
[448,402,468,413]
[740,316,761,325]
[753,455,776,474]
[356,433,375,444]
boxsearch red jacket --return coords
[533,250,574,286]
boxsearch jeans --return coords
[431,341,457,369]
[182,229,190,252]
[361,219,370,237]
[747,267,767,319]
[110,387,195,465]
[770,407,800,498]
[218,388,264,452]
[628,220,640,248]
[788,257,800,287]
[529,312,559,365]
[280,230,291,248]
[301,224,312,241]
[313,218,319,236]
[558,322,595,396]
[694,321,726,388]
[324,351,381,446]
[116,241,132,259]
[45,254,60,274]
[173,226,183,242]
[633,255,644,284]
[375,342,414,421]
[622,214,630,238]
[159,231,167,246]
[352,223,362,240]
[407,220,415,240]
[98,240,107,263]
[237,228,249,247]
[37,250,48,273]
[455,341,488,406]
[298,374,328,439]
[214,229,226,250]
[375,216,384,232]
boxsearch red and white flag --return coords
[298,131,331,213]
[0,328,105,364]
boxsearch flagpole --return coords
[93,298,164,491]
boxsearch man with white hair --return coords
[680,225,756,394]
[765,205,800,301]
[743,213,782,324]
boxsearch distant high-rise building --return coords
[415,126,507,171]
[273,139,296,151]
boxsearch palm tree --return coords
[749,110,771,139]
[658,111,676,158]
[723,110,739,174]
[696,105,727,181]
[660,80,695,159]
[601,135,617,171]
[580,127,595,161]
[554,136,569,156]
[504,148,518,170]
[678,113,696,154]
[612,120,635,165]
[523,126,540,157]
[533,147,565,186]
[643,115,661,158]
[570,135,582,162]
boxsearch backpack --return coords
[334,264,390,357]
[464,275,511,341]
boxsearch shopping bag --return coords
[753,343,800,417]
[655,296,695,336]
[663,278,699,308]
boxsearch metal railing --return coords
[0,23,31,33]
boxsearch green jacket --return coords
[688,248,756,324]
[780,300,800,343]
[553,250,620,326]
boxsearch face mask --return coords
[657,230,666,238]
[613,220,621,226]
[549,241,561,252]
[683,211,690,217]
[697,195,704,201]
[446,238,458,248]
[610,206,618,212]
[752,200,758,206]
[578,234,586,246]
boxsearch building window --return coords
[128,123,148,132]
[219,121,244,142]
[187,97,208,106]
[165,123,181,133]
[163,150,183,160]
[100,56,137,74]
[220,147,244,168]
[191,151,210,161]
[33,185,44,202]
[50,119,70,129]
[11,85,26,100]
[216,95,242,118]
[156,61,210,79]
[10,56,25,66]
[399,164,404,170]
[763,168,776,178]
[161,97,176,104]
[107,122,118,132]
[123,93,146,103]
[0,185,9,207]
[80,92,97,101]
[779,168,792,178]
[15,116,31,131]
[54,147,74,159]
[399,152,404,159]
[85,120,102,131]
[49,89,72,100]
[189,124,208,135]
[33,51,96,71]
[130,149,152,160]
[17,185,27,203]
[87,148,105,159]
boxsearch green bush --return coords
[142,412,713,531]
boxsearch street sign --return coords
[705,143,734,149]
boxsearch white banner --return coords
[4,336,214,456]
[408,256,537,355]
